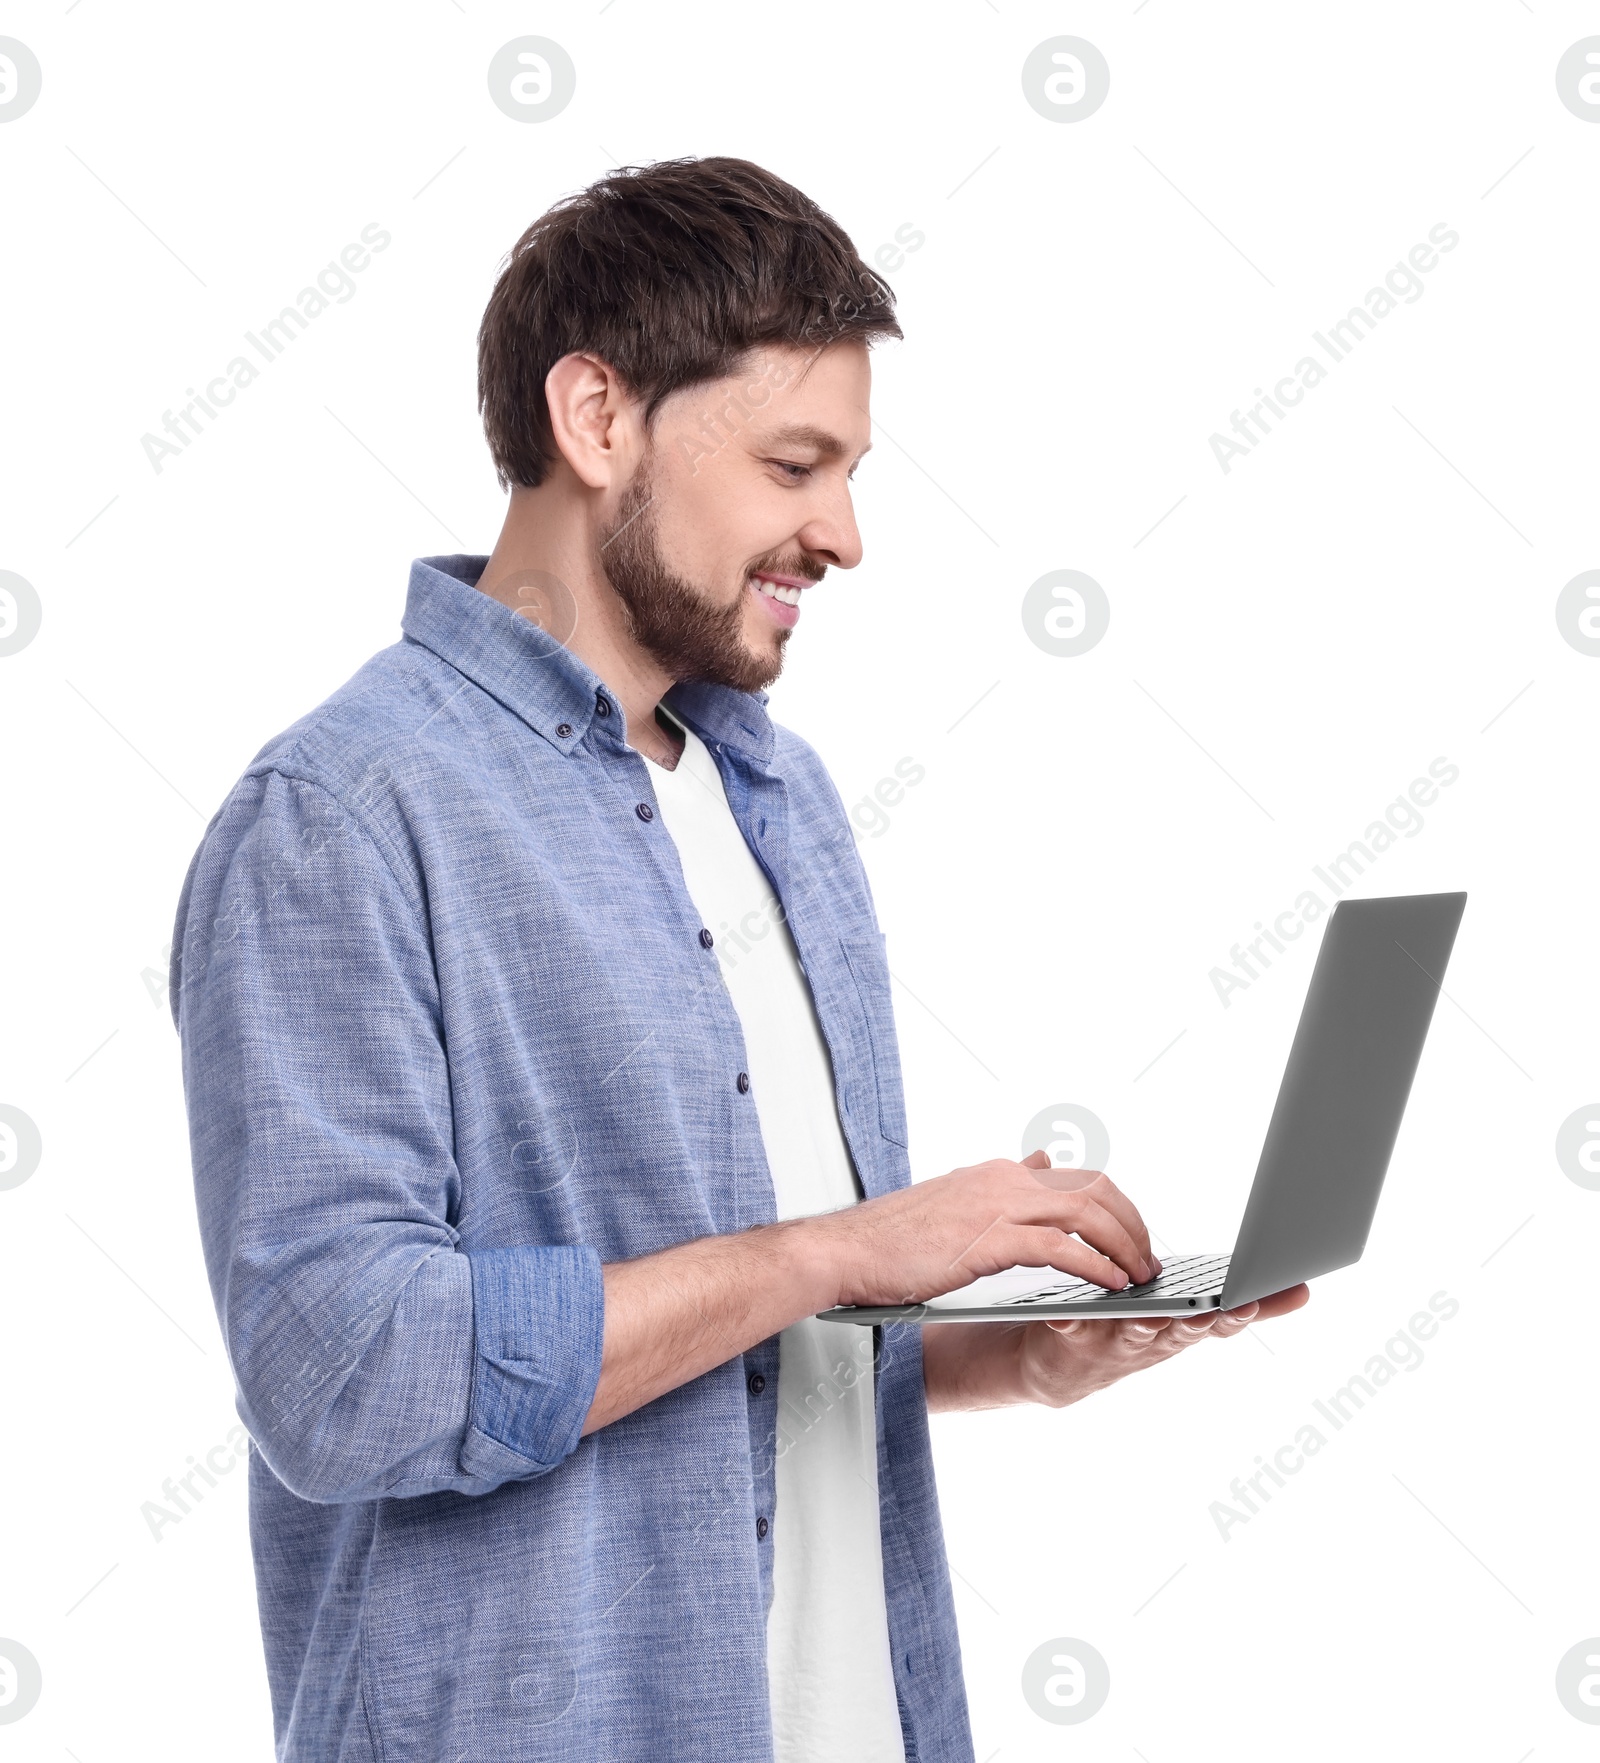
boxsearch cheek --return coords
[645,473,725,572]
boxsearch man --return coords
[173,156,1305,1763]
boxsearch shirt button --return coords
[747,1372,766,1396]
[555,722,573,739]
[636,802,655,822]
[595,694,611,717]
[699,928,714,949]
[736,1071,750,1094]
[756,1516,769,1541]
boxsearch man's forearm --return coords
[582,1216,842,1435]
[586,1235,1033,1435]
[581,1155,1163,1435]
[578,1155,1295,1439]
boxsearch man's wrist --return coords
[771,1210,853,1314]
[923,1322,1035,1413]
[1008,1326,1061,1408]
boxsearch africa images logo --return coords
[0,1639,42,1725]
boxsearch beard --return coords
[598,457,806,695]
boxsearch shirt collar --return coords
[663,678,774,768]
[402,554,776,765]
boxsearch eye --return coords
[768,459,812,482]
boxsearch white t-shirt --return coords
[644,713,906,1763]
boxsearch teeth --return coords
[751,577,803,607]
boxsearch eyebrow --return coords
[762,422,872,463]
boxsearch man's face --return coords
[598,340,871,693]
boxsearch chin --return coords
[722,630,787,695]
[740,651,786,695]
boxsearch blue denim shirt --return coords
[172,555,972,1762]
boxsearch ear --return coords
[543,352,645,491]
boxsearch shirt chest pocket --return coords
[838,932,910,1150]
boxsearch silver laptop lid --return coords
[1220,891,1466,1308]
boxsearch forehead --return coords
[669,339,873,454]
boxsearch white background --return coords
[3,2,1598,1757]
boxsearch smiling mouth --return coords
[748,572,807,607]
[747,571,811,630]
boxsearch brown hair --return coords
[477,156,901,490]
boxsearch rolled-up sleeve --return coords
[464,1245,605,1482]
[172,766,604,1503]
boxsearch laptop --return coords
[819,891,1466,1325]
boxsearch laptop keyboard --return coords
[996,1252,1232,1307]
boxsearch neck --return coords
[477,476,677,759]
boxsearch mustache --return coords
[749,553,827,585]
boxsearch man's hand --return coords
[586,1147,1158,1433]
[586,1145,1295,1434]
[814,1149,1160,1309]
[912,1145,1312,1413]
[1019,1280,1310,1405]
[923,1281,1310,1414]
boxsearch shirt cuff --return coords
[464,1244,605,1479]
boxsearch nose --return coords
[797,480,863,572]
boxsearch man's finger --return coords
[1032,1167,1157,1277]
[1031,1192,1152,1286]
[1076,1171,1159,1277]
[1000,1223,1138,1292]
